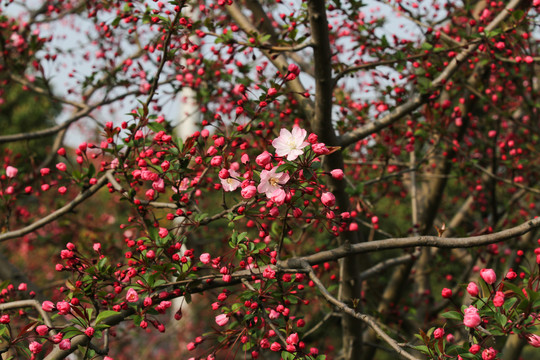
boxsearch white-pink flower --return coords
[215,314,229,326]
[220,169,241,192]
[5,166,18,178]
[126,288,139,303]
[272,127,309,161]
[258,167,290,198]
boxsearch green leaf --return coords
[495,312,507,327]
[95,310,120,325]
[147,121,166,133]
[441,311,462,321]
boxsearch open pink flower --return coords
[220,169,241,192]
[126,288,139,303]
[272,127,309,161]
[258,167,289,198]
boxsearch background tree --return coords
[0,0,539,359]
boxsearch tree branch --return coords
[304,262,420,360]
[0,171,112,243]
[279,216,540,268]
[338,0,525,148]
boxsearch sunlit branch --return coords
[279,216,540,268]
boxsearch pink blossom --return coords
[481,347,496,360]
[187,342,196,351]
[18,283,27,291]
[268,88,278,96]
[56,162,67,171]
[312,143,330,155]
[0,315,10,324]
[200,253,211,264]
[158,227,169,238]
[258,167,289,198]
[286,332,299,345]
[270,188,287,205]
[433,328,444,339]
[93,243,101,252]
[56,301,70,315]
[269,309,280,319]
[126,288,139,302]
[527,334,540,347]
[441,288,452,298]
[215,314,229,326]
[59,338,71,350]
[85,327,95,337]
[467,282,479,297]
[29,341,43,354]
[255,151,272,166]
[493,291,504,307]
[42,301,55,312]
[220,169,241,192]
[330,169,344,180]
[469,344,480,354]
[480,268,496,284]
[152,178,165,193]
[463,305,481,328]
[210,156,223,166]
[272,127,309,161]
[241,185,257,199]
[270,342,281,351]
[263,266,276,279]
[5,166,18,178]
[36,325,49,336]
[321,192,336,207]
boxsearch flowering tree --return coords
[0,0,539,359]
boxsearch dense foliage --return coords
[0,0,539,359]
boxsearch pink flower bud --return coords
[29,341,42,354]
[321,192,336,207]
[56,162,67,172]
[5,166,18,178]
[255,151,272,166]
[36,325,49,336]
[433,328,444,339]
[158,227,169,238]
[200,253,211,264]
[463,306,481,328]
[330,169,344,180]
[215,314,229,326]
[469,344,480,354]
[241,185,257,199]
[59,339,71,350]
[85,327,95,337]
[441,288,452,298]
[527,334,540,347]
[480,268,496,284]
[270,342,281,352]
[467,282,479,297]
